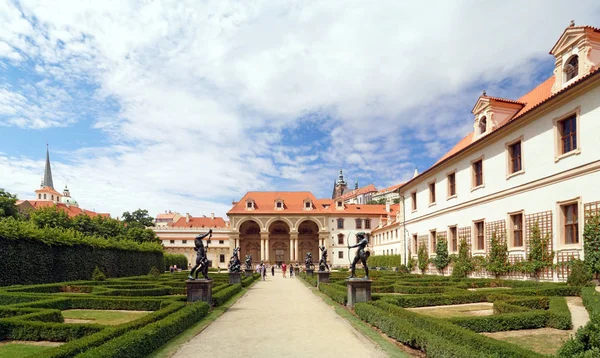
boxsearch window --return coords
[429,182,436,204]
[559,115,577,155]
[337,200,343,207]
[219,240,224,244]
[338,251,343,259]
[447,172,456,197]
[475,221,485,251]
[511,213,523,247]
[246,202,252,208]
[38,194,41,199]
[305,201,311,209]
[337,218,344,229]
[51,195,54,200]
[182,240,188,244]
[338,234,344,245]
[509,141,522,174]
[170,240,175,244]
[565,55,579,82]
[430,230,437,251]
[395,229,398,239]
[276,201,282,208]
[472,159,483,188]
[412,234,418,254]
[43,193,47,199]
[355,219,362,229]
[449,226,457,252]
[364,219,371,229]
[563,203,579,244]
[219,254,225,263]
[479,117,487,134]
[411,191,417,211]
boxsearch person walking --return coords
[282,262,287,278]
[169,265,174,274]
[289,263,293,277]
[271,265,275,276]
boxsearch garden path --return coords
[171,270,386,358]
[566,296,590,333]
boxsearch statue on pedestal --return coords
[305,252,314,270]
[245,254,253,270]
[348,232,370,279]
[189,229,212,280]
[229,247,241,273]
[318,246,330,272]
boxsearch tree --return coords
[30,206,71,229]
[392,198,400,204]
[71,214,97,236]
[451,237,473,278]
[122,209,154,228]
[124,227,160,244]
[584,214,600,278]
[366,198,386,205]
[0,189,18,219]
[92,215,125,238]
[486,231,509,278]
[523,223,555,280]
[433,237,449,274]
[417,243,429,274]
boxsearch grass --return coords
[407,303,493,318]
[61,309,151,325]
[0,343,56,358]
[298,278,410,358]
[148,280,256,358]
[483,328,571,355]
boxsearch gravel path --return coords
[566,296,590,333]
[172,271,387,358]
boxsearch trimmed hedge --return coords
[367,255,401,268]
[319,283,346,305]
[76,301,210,358]
[0,218,165,286]
[164,254,187,271]
[213,284,242,307]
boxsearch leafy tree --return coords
[486,231,509,278]
[567,259,592,286]
[71,214,97,236]
[584,214,600,278]
[124,227,160,244]
[392,198,400,204]
[366,198,387,205]
[417,243,429,274]
[30,206,71,229]
[433,237,449,274]
[451,237,473,278]
[520,223,555,280]
[122,209,154,228]
[0,189,18,219]
[92,215,125,238]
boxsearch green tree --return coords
[124,227,160,244]
[417,243,429,274]
[433,237,450,274]
[0,189,18,219]
[522,223,555,280]
[30,206,71,229]
[366,198,386,205]
[122,209,154,228]
[92,216,125,238]
[486,231,509,278]
[584,214,600,278]
[451,237,473,278]
[392,198,400,204]
[71,214,97,236]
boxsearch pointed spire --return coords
[413,168,419,178]
[337,167,346,185]
[43,144,54,189]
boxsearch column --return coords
[260,239,265,262]
[294,238,299,262]
[265,238,270,262]
[290,233,298,262]
[260,233,268,262]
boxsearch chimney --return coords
[186,213,190,223]
[211,212,214,219]
[385,201,390,213]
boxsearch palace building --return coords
[226,191,392,267]
[372,23,600,281]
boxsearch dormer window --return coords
[276,202,282,208]
[245,199,255,211]
[274,199,284,210]
[479,117,487,135]
[565,55,579,82]
[336,200,343,210]
[303,199,312,210]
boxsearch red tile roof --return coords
[376,182,405,194]
[156,213,179,219]
[227,191,390,216]
[35,186,62,196]
[339,184,378,201]
[16,200,110,218]
[169,216,227,228]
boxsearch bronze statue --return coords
[305,252,314,270]
[245,254,253,270]
[188,229,212,280]
[348,232,370,279]
[229,247,241,273]
[318,246,329,272]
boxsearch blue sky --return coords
[1,1,599,218]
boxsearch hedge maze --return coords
[301,270,596,357]
[0,271,259,357]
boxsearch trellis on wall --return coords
[585,200,600,222]
[525,211,553,281]
[458,226,471,251]
[486,219,506,254]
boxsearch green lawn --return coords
[407,303,493,318]
[0,343,55,358]
[483,328,571,355]
[61,309,151,325]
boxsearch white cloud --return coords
[1,0,600,217]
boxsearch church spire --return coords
[336,167,346,185]
[43,144,54,189]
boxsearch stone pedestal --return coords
[317,271,330,287]
[244,269,254,277]
[306,268,315,277]
[294,267,300,276]
[186,279,213,304]
[229,272,241,284]
[346,279,372,308]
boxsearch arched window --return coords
[38,194,41,199]
[51,195,54,200]
[43,194,46,199]
[565,55,579,82]
[479,117,487,135]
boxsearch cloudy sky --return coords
[1,1,599,218]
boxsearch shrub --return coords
[518,223,554,279]
[485,231,509,278]
[584,213,600,278]
[148,267,161,279]
[567,259,593,286]
[319,283,346,305]
[164,254,188,271]
[367,254,401,268]
[451,238,473,278]
[417,243,429,274]
[92,267,106,281]
[212,284,241,306]
[433,237,449,274]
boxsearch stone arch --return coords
[239,220,261,265]
[294,217,324,232]
[234,217,264,232]
[298,220,319,266]
[268,220,290,265]
[264,216,294,232]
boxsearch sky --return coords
[1,1,600,219]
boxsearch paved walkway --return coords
[172,271,387,358]
[566,296,590,333]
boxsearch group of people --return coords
[252,262,296,280]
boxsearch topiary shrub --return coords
[433,237,449,274]
[417,243,429,274]
[485,231,509,278]
[92,266,106,281]
[451,238,473,278]
[148,267,161,279]
[567,259,593,286]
